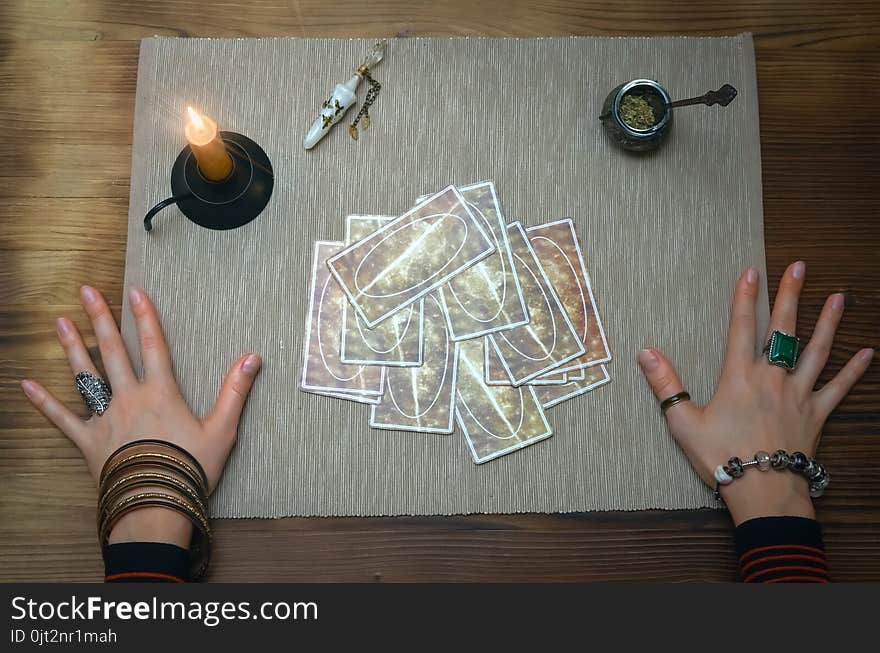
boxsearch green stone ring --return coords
[764,330,800,370]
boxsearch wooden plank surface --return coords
[1,0,878,582]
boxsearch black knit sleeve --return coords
[735,516,829,583]
[103,542,191,583]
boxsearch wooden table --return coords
[1,1,878,582]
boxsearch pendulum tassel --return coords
[349,70,381,140]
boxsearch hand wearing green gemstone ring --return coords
[763,330,801,370]
[637,261,874,527]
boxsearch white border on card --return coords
[567,366,586,381]
[326,185,496,328]
[439,181,530,341]
[343,214,395,246]
[483,336,512,385]
[525,218,612,372]
[298,240,385,396]
[369,342,460,435]
[528,372,568,386]
[303,389,383,405]
[455,384,553,464]
[483,338,566,386]
[540,365,611,409]
[488,222,586,387]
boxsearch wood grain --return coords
[0,0,878,582]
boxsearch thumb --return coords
[205,353,262,436]
[637,347,699,435]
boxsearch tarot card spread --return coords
[526,219,611,371]
[341,216,425,367]
[437,182,529,341]
[370,293,459,434]
[301,190,612,464]
[327,185,495,328]
[300,241,385,400]
[455,340,553,464]
[487,222,585,386]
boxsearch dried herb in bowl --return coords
[620,94,656,130]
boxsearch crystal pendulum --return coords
[303,40,386,149]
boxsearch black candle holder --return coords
[143,131,273,232]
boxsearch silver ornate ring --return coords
[75,371,112,416]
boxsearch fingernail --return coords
[56,318,71,336]
[81,286,97,303]
[638,348,660,371]
[20,380,36,398]
[242,354,262,375]
[745,267,757,284]
[129,287,144,306]
[859,348,874,364]
[831,293,845,311]
[791,261,805,279]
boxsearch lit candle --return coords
[185,106,233,182]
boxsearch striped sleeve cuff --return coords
[735,516,830,583]
[103,542,191,583]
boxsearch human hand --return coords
[20,286,262,546]
[638,262,873,525]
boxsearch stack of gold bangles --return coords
[98,439,212,580]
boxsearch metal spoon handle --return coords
[666,83,738,109]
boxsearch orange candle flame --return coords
[184,106,232,181]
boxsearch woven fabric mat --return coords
[122,35,768,517]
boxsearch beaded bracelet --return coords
[713,449,830,501]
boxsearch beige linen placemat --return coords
[121,35,768,517]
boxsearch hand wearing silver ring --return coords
[75,371,112,416]
[19,285,263,549]
[638,261,873,526]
